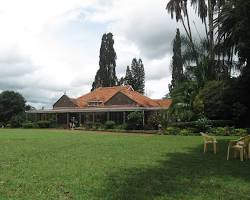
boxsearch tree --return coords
[169,28,184,92]
[130,58,145,94]
[124,66,133,86]
[215,0,250,126]
[169,81,198,122]
[91,32,118,91]
[166,0,199,66]
[0,91,26,124]
[193,80,232,120]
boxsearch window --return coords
[88,101,102,107]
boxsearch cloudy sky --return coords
[0,0,204,108]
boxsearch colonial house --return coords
[26,85,172,127]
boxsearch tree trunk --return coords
[208,0,215,79]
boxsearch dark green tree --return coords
[169,28,184,93]
[130,58,145,94]
[124,66,133,86]
[91,32,118,91]
[0,91,26,124]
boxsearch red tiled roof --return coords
[153,99,172,108]
[71,86,171,108]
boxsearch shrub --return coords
[233,128,248,136]
[195,117,211,132]
[37,120,50,128]
[114,123,127,130]
[164,127,180,135]
[92,122,103,130]
[209,127,248,136]
[10,114,25,128]
[49,120,57,128]
[209,127,227,136]
[22,121,37,128]
[169,120,233,129]
[147,111,169,130]
[169,121,196,129]
[179,129,193,136]
[126,112,143,130]
[104,121,116,129]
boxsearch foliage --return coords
[147,111,169,129]
[164,127,179,135]
[169,81,197,122]
[194,80,232,119]
[124,66,133,87]
[169,28,184,92]
[0,91,26,124]
[126,111,143,130]
[91,32,118,91]
[10,113,26,128]
[104,120,116,129]
[179,128,193,136]
[125,58,145,94]
[37,120,50,128]
[216,0,250,67]
[22,121,38,129]
[169,120,233,130]
[210,127,248,136]
[195,117,211,132]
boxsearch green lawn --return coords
[0,129,250,200]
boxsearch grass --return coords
[0,129,250,200]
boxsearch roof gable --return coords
[53,95,78,108]
[105,91,137,106]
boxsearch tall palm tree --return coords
[216,0,250,68]
[166,0,199,66]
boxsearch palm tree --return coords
[169,81,198,121]
[166,0,199,66]
[215,0,250,68]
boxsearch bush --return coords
[114,123,127,130]
[49,120,57,128]
[233,128,248,136]
[164,127,180,135]
[209,127,227,136]
[126,112,143,130]
[209,127,248,136]
[10,114,25,128]
[104,121,116,129]
[22,121,37,128]
[169,120,233,129]
[147,111,169,130]
[195,117,211,132]
[37,120,50,128]
[92,122,103,130]
[179,129,193,136]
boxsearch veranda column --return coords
[66,113,69,128]
[107,112,110,121]
[79,113,82,126]
[92,113,95,123]
[123,112,126,124]
[55,113,58,126]
[142,110,145,127]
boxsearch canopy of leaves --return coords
[0,91,26,124]
[91,32,118,91]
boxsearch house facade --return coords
[26,85,172,127]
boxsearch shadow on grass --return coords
[100,139,250,200]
